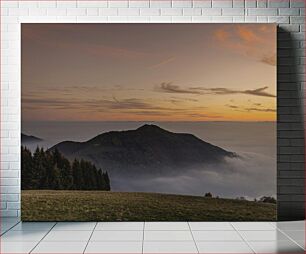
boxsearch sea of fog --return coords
[22,121,276,199]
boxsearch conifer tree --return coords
[21,146,111,191]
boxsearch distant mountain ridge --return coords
[50,124,237,177]
[21,133,42,144]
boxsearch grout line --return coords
[141,221,145,254]
[229,222,238,231]
[268,221,277,229]
[187,222,200,254]
[0,219,21,236]
[29,222,57,254]
[230,222,256,254]
[83,222,98,254]
[140,229,192,231]
[93,229,149,231]
[276,227,305,251]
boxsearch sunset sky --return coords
[22,24,276,122]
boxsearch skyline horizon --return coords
[22,119,277,123]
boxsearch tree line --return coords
[204,192,276,204]
[22,146,110,191]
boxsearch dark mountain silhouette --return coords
[50,124,237,177]
[21,133,42,144]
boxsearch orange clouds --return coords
[261,54,276,66]
[236,26,262,44]
[213,24,276,66]
[214,29,229,42]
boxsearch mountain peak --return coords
[136,124,166,132]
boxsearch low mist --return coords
[112,152,275,200]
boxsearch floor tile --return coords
[276,221,305,231]
[144,230,193,241]
[1,221,21,234]
[0,230,47,242]
[1,221,21,229]
[42,230,92,242]
[1,229,8,235]
[249,240,304,253]
[32,241,87,253]
[145,222,190,231]
[197,241,253,253]
[1,221,304,254]
[12,222,55,231]
[232,222,276,231]
[85,241,143,253]
[1,225,16,235]
[239,230,290,241]
[296,241,305,250]
[143,241,198,253]
[282,230,305,241]
[282,230,305,249]
[189,222,234,231]
[0,241,37,253]
[192,230,243,241]
[52,222,96,231]
[96,222,144,231]
[1,218,21,224]
[90,230,143,241]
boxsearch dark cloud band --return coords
[157,82,276,98]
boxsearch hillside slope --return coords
[21,133,42,144]
[22,190,276,221]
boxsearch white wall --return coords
[1,0,305,218]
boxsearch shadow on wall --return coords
[277,27,305,221]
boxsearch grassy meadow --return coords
[22,190,276,221]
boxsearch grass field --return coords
[22,190,276,221]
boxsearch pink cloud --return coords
[213,25,276,66]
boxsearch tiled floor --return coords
[0,219,304,253]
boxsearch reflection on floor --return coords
[0,218,304,253]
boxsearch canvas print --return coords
[21,24,277,221]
